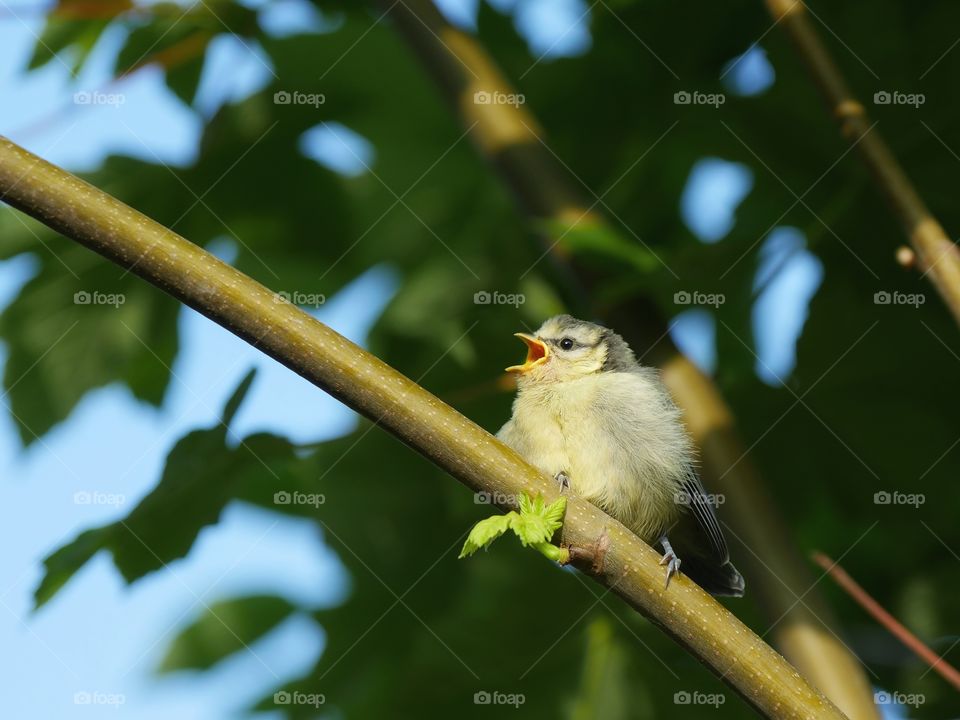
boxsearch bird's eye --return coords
[559,338,574,351]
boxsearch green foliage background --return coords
[4,0,960,716]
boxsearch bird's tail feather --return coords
[683,556,745,597]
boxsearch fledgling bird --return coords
[497,315,744,596]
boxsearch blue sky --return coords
[0,7,387,715]
[0,1,829,717]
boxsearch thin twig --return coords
[765,0,960,328]
[813,551,960,691]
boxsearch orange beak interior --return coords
[505,333,550,373]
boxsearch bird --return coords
[496,314,744,597]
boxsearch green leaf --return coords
[27,1,132,74]
[109,427,235,582]
[159,595,298,672]
[34,527,111,609]
[540,218,662,275]
[459,494,566,557]
[110,430,299,585]
[541,496,567,529]
[512,494,566,547]
[221,368,257,426]
[33,374,300,607]
[115,21,210,106]
[458,512,515,558]
[0,249,180,445]
[516,492,534,516]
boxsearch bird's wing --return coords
[679,469,729,562]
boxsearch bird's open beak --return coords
[505,333,550,373]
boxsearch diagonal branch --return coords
[764,0,960,328]
[813,551,960,691]
[381,2,878,717]
[0,134,846,719]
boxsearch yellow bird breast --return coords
[497,372,686,543]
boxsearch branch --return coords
[812,552,960,691]
[381,2,878,717]
[0,135,847,718]
[764,0,960,328]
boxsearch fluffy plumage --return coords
[497,315,744,596]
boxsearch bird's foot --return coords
[658,535,682,589]
[554,471,570,492]
[567,529,610,575]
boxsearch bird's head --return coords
[505,315,636,386]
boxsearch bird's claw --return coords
[658,534,682,590]
[659,551,681,589]
[554,471,570,492]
